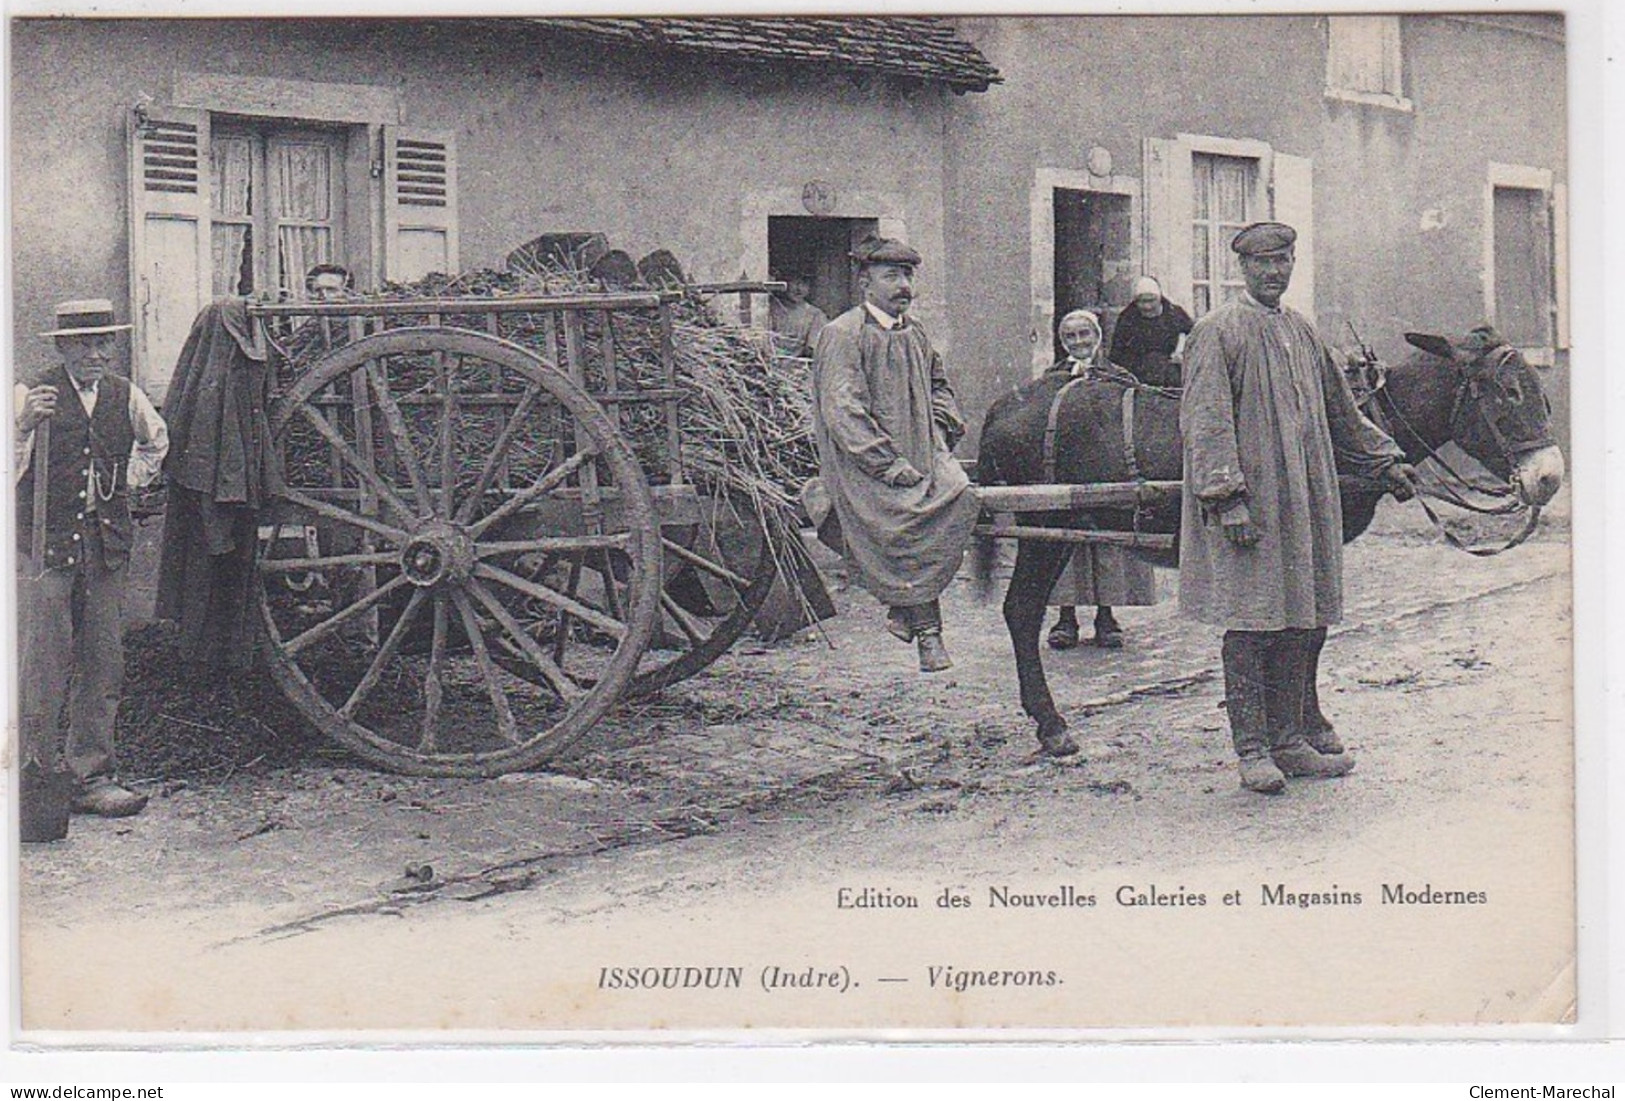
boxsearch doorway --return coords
[767,216,880,320]
[1053,188,1133,359]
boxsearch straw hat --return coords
[40,299,133,338]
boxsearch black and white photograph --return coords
[4,4,1605,1048]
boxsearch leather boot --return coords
[1223,632,1284,794]
[1272,743,1355,779]
[1297,628,1345,754]
[916,628,952,673]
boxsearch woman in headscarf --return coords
[1045,309,1158,649]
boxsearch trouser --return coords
[18,527,126,784]
[889,598,942,637]
[1221,628,1319,759]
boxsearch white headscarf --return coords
[1058,309,1103,373]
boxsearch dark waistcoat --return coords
[16,366,136,570]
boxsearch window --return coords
[1485,163,1565,360]
[1143,135,1314,321]
[128,100,458,403]
[211,122,347,299]
[1190,154,1257,318]
[1325,16,1411,110]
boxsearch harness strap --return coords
[1121,387,1141,482]
[1042,376,1088,484]
[1417,496,1542,557]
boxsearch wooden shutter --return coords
[383,126,459,282]
[127,105,211,404]
[1272,152,1315,321]
[1141,137,1193,312]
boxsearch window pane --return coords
[274,142,332,221]
[1192,156,1212,220]
[1192,228,1210,280]
[1194,285,1211,318]
[212,224,252,296]
[1219,228,1244,281]
[277,226,334,297]
[1213,160,1250,221]
[211,135,253,218]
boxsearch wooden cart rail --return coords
[974,480,1181,552]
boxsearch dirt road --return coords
[16,497,1574,1032]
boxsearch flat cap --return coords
[1230,222,1297,257]
[850,236,922,268]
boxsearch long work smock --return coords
[811,306,979,608]
[1177,294,1403,630]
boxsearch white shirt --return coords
[14,379,169,491]
[864,302,903,330]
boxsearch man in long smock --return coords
[1178,222,1417,794]
[811,237,979,673]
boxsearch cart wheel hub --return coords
[401,522,474,587]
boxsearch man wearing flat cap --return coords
[16,299,169,824]
[810,236,979,672]
[1178,223,1417,794]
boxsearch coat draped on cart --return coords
[1177,295,1403,630]
[156,298,285,672]
[810,307,979,609]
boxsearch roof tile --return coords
[525,16,1001,92]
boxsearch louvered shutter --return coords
[127,105,212,404]
[1272,152,1315,321]
[1141,137,1193,312]
[383,127,459,281]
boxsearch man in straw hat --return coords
[810,236,978,673]
[1178,223,1417,794]
[17,298,168,821]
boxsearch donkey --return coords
[973,326,1566,756]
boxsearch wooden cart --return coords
[247,288,787,777]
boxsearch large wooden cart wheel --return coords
[489,484,781,700]
[257,327,662,777]
[631,494,780,697]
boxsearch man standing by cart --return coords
[17,298,168,821]
[810,236,979,673]
[1178,224,1416,794]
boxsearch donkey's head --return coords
[1403,327,1565,507]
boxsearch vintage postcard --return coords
[4,5,1599,1047]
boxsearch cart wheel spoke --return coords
[661,536,751,590]
[454,381,543,524]
[284,573,412,656]
[419,593,448,752]
[450,588,520,745]
[476,533,629,558]
[280,487,409,546]
[259,549,399,574]
[365,361,436,517]
[466,577,584,703]
[476,561,627,639]
[659,592,709,646]
[468,448,597,537]
[437,352,456,518]
[295,401,421,524]
[340,587,428,718]
[553,555,585,669]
